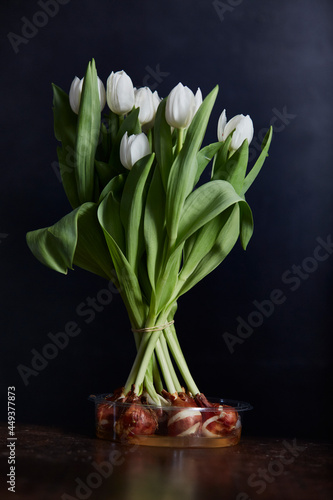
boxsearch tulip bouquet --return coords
[27,59,272,446]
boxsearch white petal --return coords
[217,109,227,142]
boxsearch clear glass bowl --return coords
[89,393,252,448]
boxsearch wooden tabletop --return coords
[0,423,332,500]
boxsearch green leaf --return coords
[98,195,146,326]
[97,175,126,254]
[176,179,244,247]
[75,59,101,204]
[178,204,240,296]
[95,159,120,194]
[98,170,128,204]
[73,204,115,279]
[108,110,119,145]
[52,84,77,145]
[213,139,249,194]
[239,201,254,250]
[211,135,232,179]
[56,146,81,209]
[153,98,173,190]
[166,86,219,243]
[26,203,113,280]
[144,165,166,291]
[120,154,155,272]
[96,121,109,161]
[242,126,273,195]
[52,84,80,209]
[181,206,235,281]
[194,142,222,186]
[155,245,183,314]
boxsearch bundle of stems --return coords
[27,60,272,404]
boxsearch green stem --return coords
[164,325,200,395]
[155,339,176,394]
[176,128,184,155]
[124,316,157,393]
[132,329,161,391]
[152,353,164,394]
[159,334,182,392]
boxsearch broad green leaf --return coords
[52,84,77,146]
[138,252,153,305]
[96,121,109,160]
[153,98,173,190]
[194,142,222,186]
[52,84,80,209]
[155,245,183,315]
[109,111,119,144]
[73,203,115,279]
[166,86,219,242]
[144,165,166,291]
[97,175,126,253]
[26,203,113,279]
[176,179,243,247]
[213,139,249,194]
[242,126,273,195]
[181,206,235,281]
[239,201,254,250]
[95,159,120,194]
[177,204,240,296]
[211,135,232,179]
[98,171,127,204]
[98,196,146,326]
[120,154,155,272]
[75,59,101,204]
[26,214,78,275]
[56,146,80,209]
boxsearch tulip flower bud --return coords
[217,110,254,151]
[134,87,156,126]
[106,70,135,115]
[194,88,203,114]
[120,132,151,170]
[165,82,197,129]
[69,75,106,115]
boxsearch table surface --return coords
[0,423,332,500]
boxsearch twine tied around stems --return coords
[132,320,174,334]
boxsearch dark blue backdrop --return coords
[1,0,332,439]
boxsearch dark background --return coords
[0,0,332,440]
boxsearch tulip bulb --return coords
[162,391,202,437]
[114,390,158,438]
[195,393,239,437]
[96,387,125,432]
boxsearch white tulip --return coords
[142,90,162,131]
[165,82,197,129]
[217,109,227,142]
[119,132,150,170]
[193,88,203,114]
[106,70,135,115]
[69,76,106,115]
[217,110,254,151]
[134,87,156,126]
